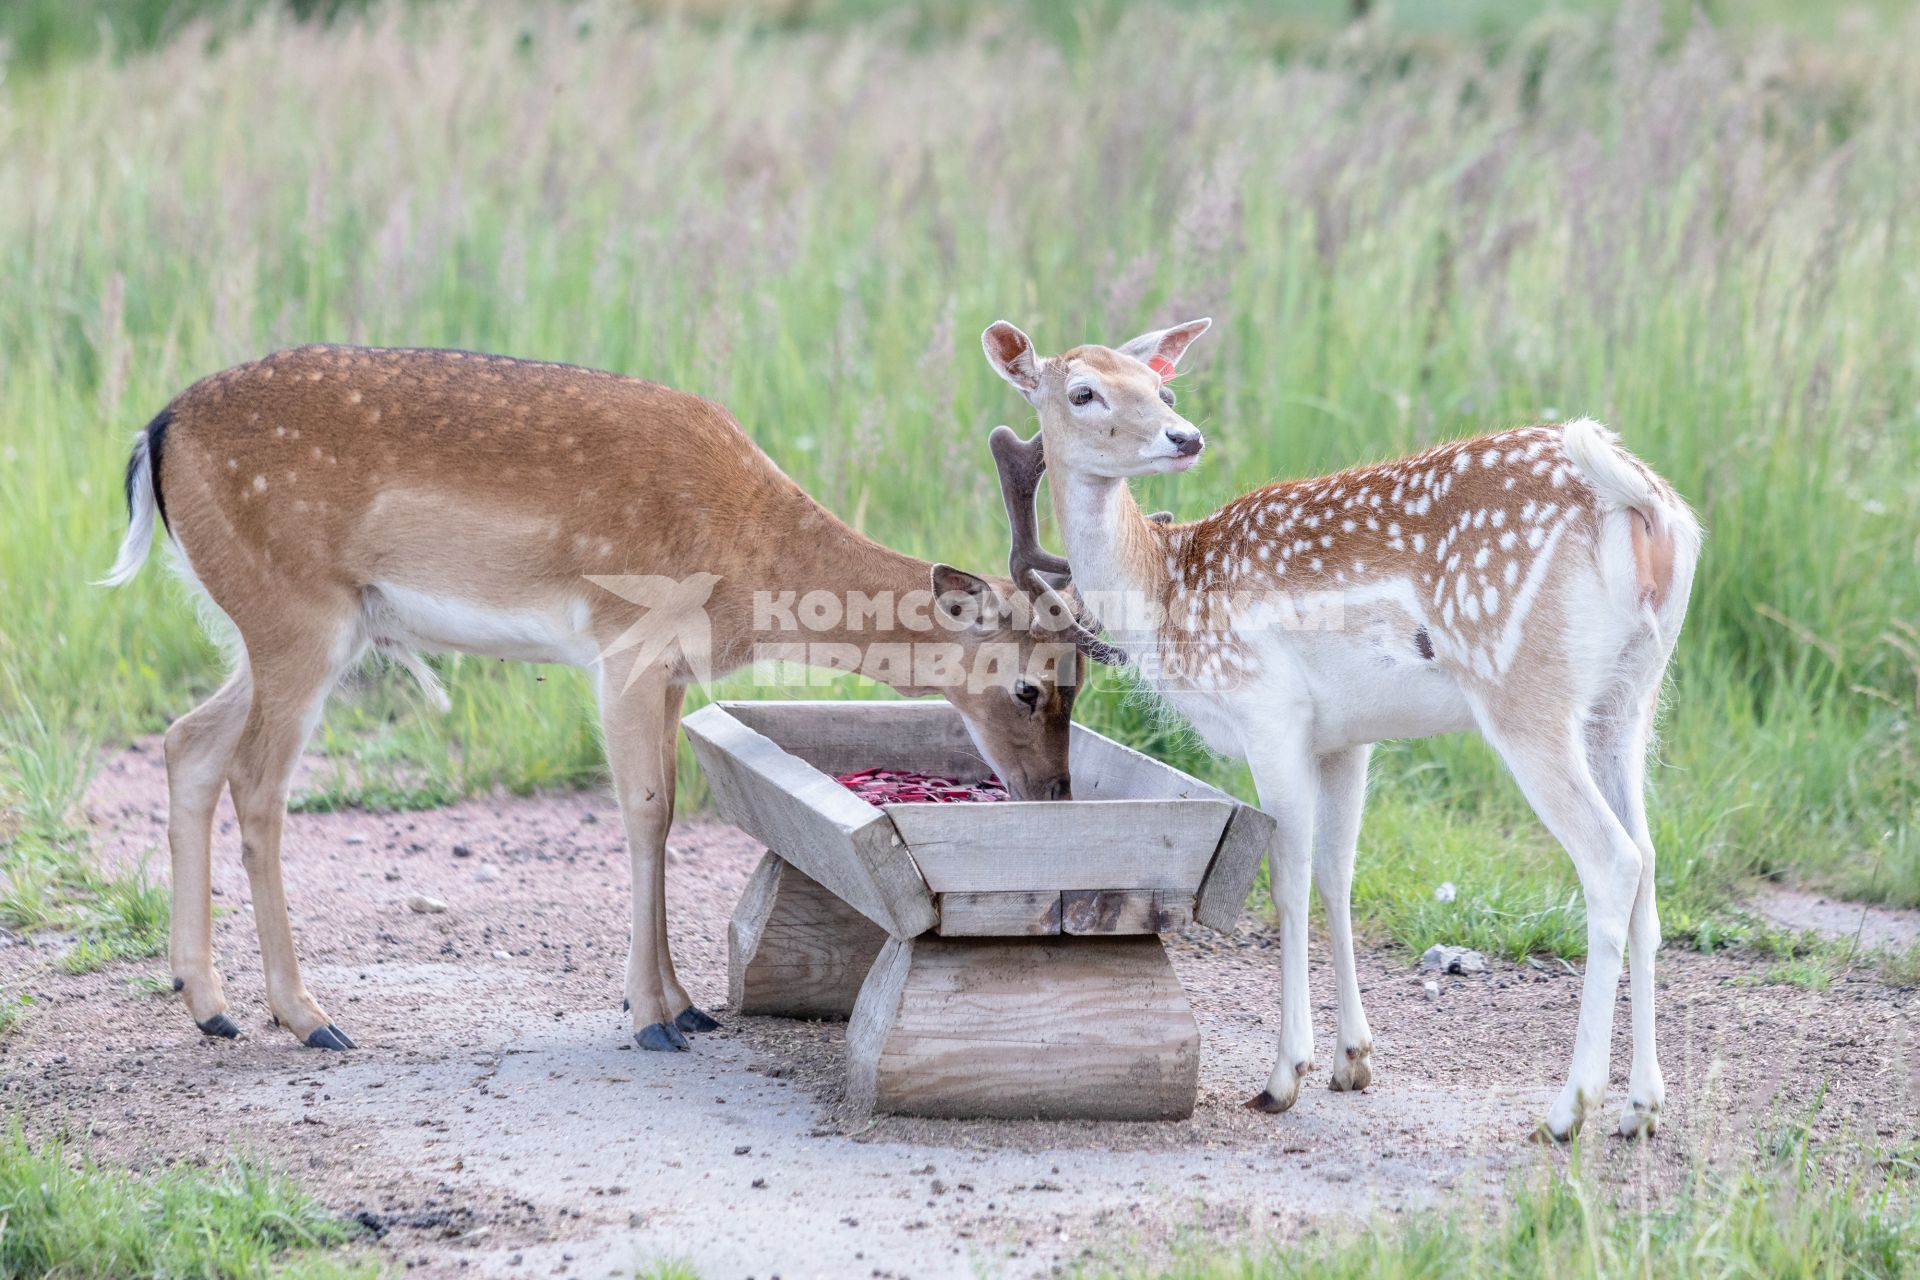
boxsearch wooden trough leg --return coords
[847,934,1200,1121]
[728,851,889,1019]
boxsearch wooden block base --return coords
[729,852,889,1019]
[847,934,1199,1121]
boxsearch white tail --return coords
[985,319,1700,1142]
[1564,417,1659,516]
[97,428,160,587]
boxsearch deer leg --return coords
[1478,704,1642,1142]
[1586,687,1664,1138]
[647,683,719,1034]
[229,634,355,1048]
[1315,744,1374,1093]
[164,663,252,1036]
[597,661,687,1051]
[1243,725,1319,1114]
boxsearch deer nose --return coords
[1166,427,1203,458]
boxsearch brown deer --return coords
[103,344,1109,1054]
[982,319,1700,1140]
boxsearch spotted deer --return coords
[102,344,1108,1055]
[982,319,1700,1140]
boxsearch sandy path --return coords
[1,740,1914,1279]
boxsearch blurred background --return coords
[2,0,1916,965]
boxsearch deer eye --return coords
[1068,386,1096,407]
[1014,679,1041,706]
[1159,386,1176,407]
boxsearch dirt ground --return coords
[3,740,1917,1280]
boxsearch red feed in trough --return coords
[835,767,1011,806]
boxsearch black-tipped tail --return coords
[100,409,171,588]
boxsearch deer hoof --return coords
[1616,1103,1660,1140]
[675,1005,722,1033]
[304,1023,356,1051]
[196,1013,242,1040]
[635,1022,689,1052]
[1244,1089,1294,1114]
[1329,1044,1373,1092]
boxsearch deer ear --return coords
[982,322,1041,401]
[1117,318,1212,373]
[930,564,1002,631]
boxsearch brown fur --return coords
[1127,426,1606,684]
[136,345,1077,1048]
[1630,509,1676,609]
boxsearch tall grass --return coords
[1,0,1915,959]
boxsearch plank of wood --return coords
[683,703,935,939]
[1060,889,1193,936]
[1193,801,1275,933]
[718,700,990,781]
[1071,724,1275,934]
[846,935,1199,1120]
[1069,725,1226,801]
[729,852,888,1019]
[936,890,1062,937]
[887,799,1230,893]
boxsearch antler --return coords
[988,425,1072,591]
[987,425,1127,667]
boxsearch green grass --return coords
[0,1123,375,1279]
[1,3,1917,966]
[1129,1137,1919,1279]
[1,696,172,977]
[0,994,31,1040]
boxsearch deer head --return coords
[982,319,1211,479]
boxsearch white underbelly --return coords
[1288,627,1477,751]
[363,582,599,667]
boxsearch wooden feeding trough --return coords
[683,700,1272,1121]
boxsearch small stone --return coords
[345,834,368,846]
[1419,944,1487,975]
[1422,978,1440,1002]
[452,844,473,858]
[384,869,401,882]
[475,865,500,883]
[751,1177,767,1189]
[734,1145,751,1156]
[407,895,448,914]
[491,949,511,961]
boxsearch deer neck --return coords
[735,502,948,676]
[1049,470,1167,627]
